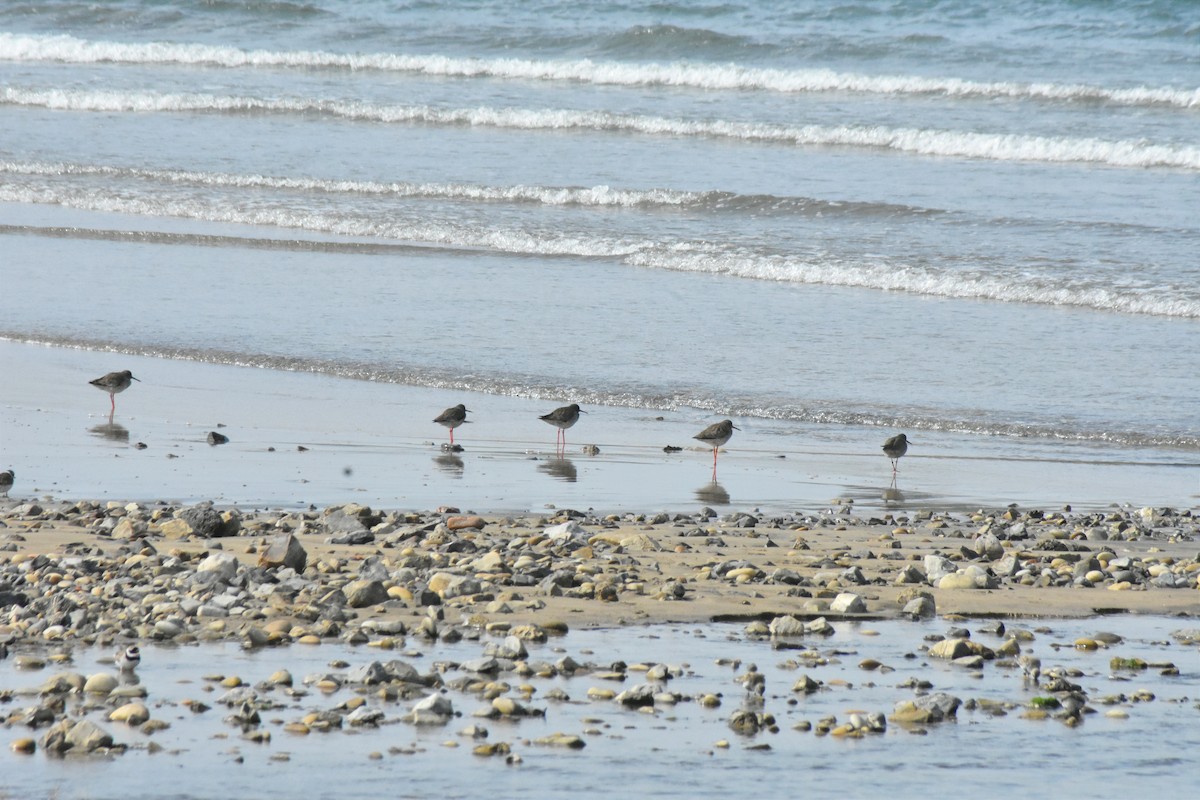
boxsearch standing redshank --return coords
[0,470,13,497]
[433,403,470,446]
[89,370,140,413]
[539,403,585,452]
[694,419,739,471]
[882,433,911,474]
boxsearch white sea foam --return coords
[0,159,918,216]
[0,160,711,208]
[2,32,1197,109]
[2,182,1197,319]
[3,88,1197,170]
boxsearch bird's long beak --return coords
[131,376,142,382]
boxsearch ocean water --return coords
[0,1,1198,506]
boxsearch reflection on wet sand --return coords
[434,453,464,478]
[882,476,905,505]
[537,456,577,483]
[695,480,730,506]
[90,417,130,442]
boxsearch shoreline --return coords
[2,339,1198,516]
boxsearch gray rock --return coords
[197,552,239,582]
[829,592,866,614]
[555,655,582,675]
[768,568,804,585]
[343,579,388,608]
[483,635,527,660]
[860,712,888,733]
[383,660,425,684]
[348,661,391,685]
[324,509,371,535]
[460,657,500,674]
[347,706,385,726]
[993,554,1021,578]
[711,559,759,579]
[645,663,673,682]
[357,556,390,582]
[359,619,408,636]
[910,692,961,720]
[181,506,227,538]
[973,532,1004,561]
[894,564,927,585]
[902,596,936,618]
[930,639,973,659]
[727,709,762,736]
[924,555,957,583]
[792,675,821,694]
[768,615,807,637]
[544,521,586,541]
[407,693,454,724]
[259,534,307,572]
[805,617,836,636]
[65,719,114,751]
[615,684,656,708]
[440,575,483,600]
[330,529,375,546]
[840,566,868,585]
[0,590,30,608]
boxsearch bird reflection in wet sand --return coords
[434,453,465,478]
[882,475,905,505]
[695,480,730,506]
[537,456,578,483]
[90,415,130,442]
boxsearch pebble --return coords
[109,703,150,725]
[83,673,119,695]
[10,738,36,754]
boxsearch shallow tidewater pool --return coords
[2,615,1198,799]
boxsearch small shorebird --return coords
[0,470,13,497]
[1019,655,1041,686]
[433,404,470,446]
[882,433,911,474]
[694,419,739,470]
[89,370,140,413]
[115,645,141,672]
[539,403,585,451]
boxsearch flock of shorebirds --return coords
[0,371,914,500]
[432,401,912,475]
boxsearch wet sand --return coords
[2,338,1197,515]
